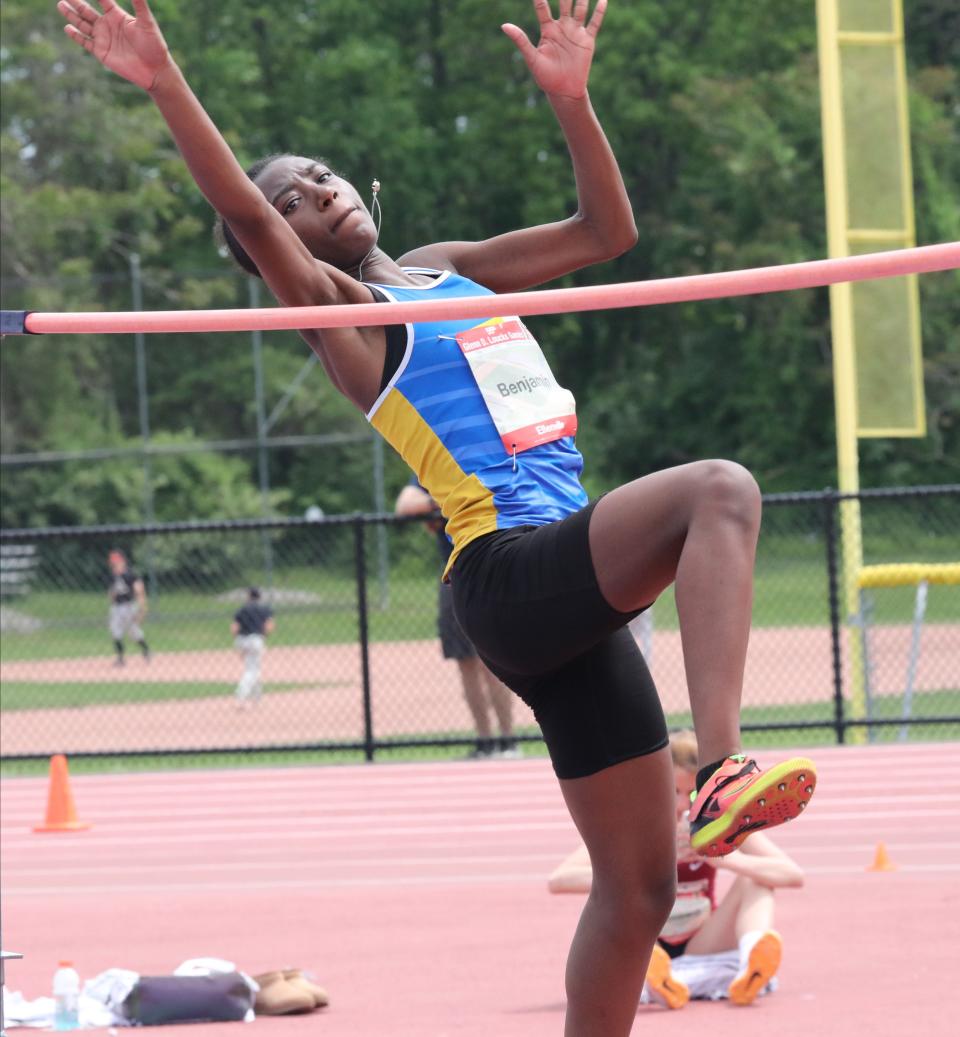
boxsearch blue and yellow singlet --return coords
[365,268,588,577]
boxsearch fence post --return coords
[249,279,275,590]
[354,519,375,761]
[823,489,846,744]
[129,251,158,598]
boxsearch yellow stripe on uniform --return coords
[371,391,498,578]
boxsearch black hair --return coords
[213,153,335,278]
[248,586,261,600]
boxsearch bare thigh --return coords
[588,460,761,612]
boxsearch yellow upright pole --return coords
[888,0,926,439]
[817,0,927,743]
[816,0,867,742]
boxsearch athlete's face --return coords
[254,156,378,270]
[675,766,696,821]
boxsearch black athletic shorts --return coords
[449,498,668,779]
[658,938,689,960]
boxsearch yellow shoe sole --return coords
[691,757,816,857]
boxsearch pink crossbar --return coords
[15,241,960,336]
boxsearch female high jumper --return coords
[57,1,817,1032]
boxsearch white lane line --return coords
[7,783,960,817]
[1,852,566,878]
[0,804,574,837]
[1,764,557,794]
[8,861,960,897]
[2,842,950,881]
[5,776,959,817]
[0,819,581,850]
[4,787,957,827]
[1,808,956,855]
[3,872,555,896]
[0,790,570,821]
[4,798,958,843]
[802,863,960,875]
[6,840,960,880]
[3,749,955,796]
[3,775,957,817]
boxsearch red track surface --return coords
[3,743,959,1035]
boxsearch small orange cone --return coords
[33,754,91,833]
[867,841,895,872]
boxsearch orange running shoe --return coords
[689,754,816,858]
[729,930,783,1006]
[644,944,689,1010]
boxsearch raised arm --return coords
[56,0,360,310]
[404,0,637,292]
[547,843,593,894]
[715,832,805,889]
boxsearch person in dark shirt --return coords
[107,549,150,666]
[395,481,517,759]
[230,586,275,708]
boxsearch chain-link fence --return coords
[1,486,957,761]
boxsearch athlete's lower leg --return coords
[483,668,514,737]
[457,657,492,738]
[565,878,672,1033]
[559,752,676,1036]
[673,464,760,767]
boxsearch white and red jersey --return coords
[677,856,718,910]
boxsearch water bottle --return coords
[52,960,81,1031]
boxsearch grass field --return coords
[3,555,959,664]
[3,542,957,771]
[0,679,353,711]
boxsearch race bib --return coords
[455,318,577,454]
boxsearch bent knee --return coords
[593,865,677,932]
[696,460,761,529]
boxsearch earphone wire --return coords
[357,180,382,283]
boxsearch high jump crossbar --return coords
[1,242,957,337]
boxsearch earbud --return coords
[358,179,383,282]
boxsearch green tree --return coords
[1,0,957,527]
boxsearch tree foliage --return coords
[1,0,957,528]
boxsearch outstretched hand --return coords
[501,0,607,100]
[57,0,172,92]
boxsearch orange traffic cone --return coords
[867,842,895,872]
[33,754,91,833]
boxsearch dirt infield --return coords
[1,623,956,756]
